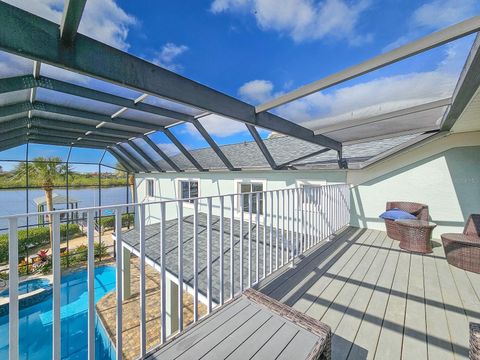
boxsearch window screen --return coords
[179,180,198,203]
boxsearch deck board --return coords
[333,233,393,360]
[258,227,475,360]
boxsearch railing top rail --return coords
[0,183,349,220]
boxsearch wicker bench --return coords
[147,288,331,360]
[441,215,480,274]
[384,202,429,240]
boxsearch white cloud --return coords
[186,114,249,138]
[411,0,478,29]
[238,80,275,104]
[383,0,478,52]
[210,0,372,45]
[253,39,471,129]
[152,43,189,71]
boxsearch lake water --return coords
[0,187,130,231]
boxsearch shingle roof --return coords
[152,133,422,171]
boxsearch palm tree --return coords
[12,157,68,247]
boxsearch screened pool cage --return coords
[0,143,133,275]
[0,3,479,279]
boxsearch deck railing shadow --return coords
[333,334,368,359]
[259,227,366,304]
[299,292,469,357]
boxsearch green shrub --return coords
[0,223,83,263]
[94,242,109,259]
[98,213,134,230]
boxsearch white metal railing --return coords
[2,184,350,360]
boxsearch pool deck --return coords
[96,257,206,360]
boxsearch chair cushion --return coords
[379,209,416,220]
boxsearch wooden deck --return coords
[257,226,480,360]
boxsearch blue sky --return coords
[0,0,479,171]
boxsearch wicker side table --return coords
[441,234,480,273]
[396,219,437,254]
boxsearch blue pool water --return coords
[0,278,51,297]
[0,266,116,359]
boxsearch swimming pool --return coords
[0,266,116,359]
[0,278,51,297]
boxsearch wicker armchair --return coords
[384,202,429,240]
[441,215,480,274]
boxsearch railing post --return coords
[193,199,199,321]
[206,197,212,313]
[255,193,260,284]
[219,196,224,305]
[239,194,244,292]
[177,201,184,332]
[87,210,95,360]
[8,217,19,360]
[281,189,285,267]
[138,204,146,357]
[114,208,123,360]
[248,193,252,288]
[263,191,267,280]
[52,213,61,360]
[275,190,279,271]
[160,202,168,342]
[269,191,273,275]
[229,195,235,299]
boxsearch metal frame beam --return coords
[256,16,480,112]
[32,102,160,130]
[107,148,136,173]
[127,140,164,172]
[246,124,277,170]
[29,128,122,144]
[0,136,26,152]
[277,148,331,168]
[0,75,196,122]
[163,128,205,171]
[27,135,106,149]
[191,119,237,171]
[313,97,451,135]
[442,34,480,131]
[142,135,182,172]
[30,117,143,138]
[0,128,27,142]
[0,117,28,132]
[0,2,340,151]
[115,144,150,173]
[60,0,87,45]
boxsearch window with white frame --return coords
[146,179,155,198]
[179,180,199,203]
[238,182,264,214]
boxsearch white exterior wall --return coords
[348,132,480,237]
[135,169,346,224]
[134,131,480,238]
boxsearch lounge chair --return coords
[384,202,429,240]
[441,214,480,273]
